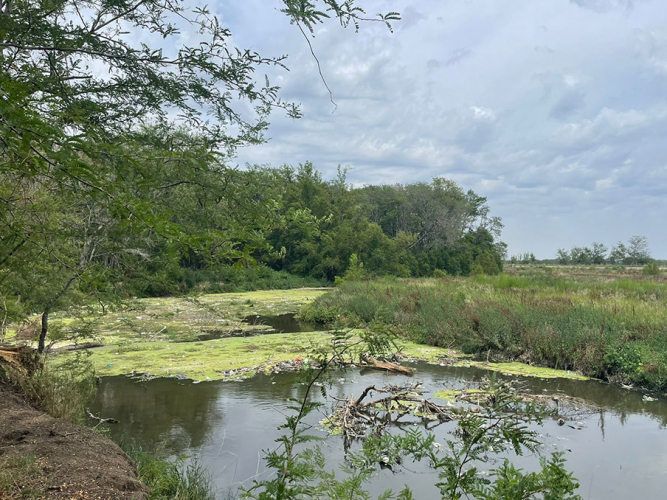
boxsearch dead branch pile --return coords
[326,383,459,441]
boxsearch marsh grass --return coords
[303,275,667,389]
[123,446,217,500]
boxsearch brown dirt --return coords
[0,384,148,500]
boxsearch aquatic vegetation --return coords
[46,288,330,346]
[90,332,331,381]
[45,287,619,384]
[457,361,590,380]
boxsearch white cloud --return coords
[227,0,667,257]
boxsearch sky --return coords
[215,0,667,259]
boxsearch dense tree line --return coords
[189,163,506,282]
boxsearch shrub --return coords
[433,268,448,278]
[642,262,661,276]
[334,253,367,286]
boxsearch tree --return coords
[570,246,591,265]
[556,248,571,265]
[590,242,608,265]
[627,236,651,265]
[608,242,627,265]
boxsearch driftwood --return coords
[359,354,415,374]
[325,383,458,443]
[325,380,597,446]
[53,342,105,353]
[86,409,119,429]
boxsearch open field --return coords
[505,263,667,281]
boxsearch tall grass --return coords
[302,275,667,389]
[1,354,97,424]
[123,446,218,500]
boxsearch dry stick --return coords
[86,409,119,429]
[295,21,337,112]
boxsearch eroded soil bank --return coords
[0,383,147,499]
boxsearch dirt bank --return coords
[0,384,148,499]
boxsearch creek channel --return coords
[91,361,667,499]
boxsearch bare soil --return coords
[0,383,148,499]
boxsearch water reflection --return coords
[92,362,667,499]
[242,313,328,333]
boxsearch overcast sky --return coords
[218,0,667,258]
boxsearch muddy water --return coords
[91,363,667,499]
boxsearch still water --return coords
[91,363,667,499]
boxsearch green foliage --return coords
[306,275,667,390]
[473,454,580,500]
[124,447,216,500]
[556,237,652,266]
[433,268,448,278]
[334,253,367,285]
[642,262,661,276]
[604,344,645,379]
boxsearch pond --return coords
[91,362,667,499]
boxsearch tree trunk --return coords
[37,275,77,354]
[37,307,50,354]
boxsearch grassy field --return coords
[300,270,667,390]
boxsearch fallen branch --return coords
[359,354,415,374]
[86,409,119,429]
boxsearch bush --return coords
[433,268,448,278]
[642,262,661,276]
[334,253,367,286]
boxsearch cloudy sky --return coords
[218,0,667,258]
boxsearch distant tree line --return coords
[508,253,537,264]
[555,236,652,266]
